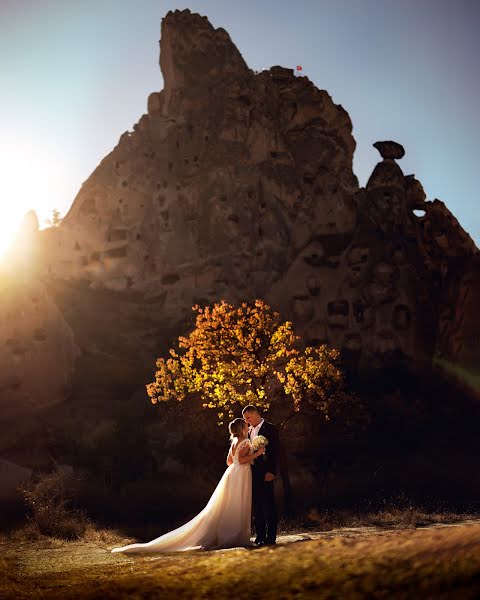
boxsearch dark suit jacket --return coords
[249,420,279,476]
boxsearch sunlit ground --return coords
[1,520,479,599]
[0,130,70,261]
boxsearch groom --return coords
[242,405,279,546]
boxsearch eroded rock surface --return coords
[38,9,479,384]
[41,11,357,315]
[0,213,79,421]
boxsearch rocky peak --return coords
[3,210,40,274]
[159,9,251,116]
[55,10,357,302]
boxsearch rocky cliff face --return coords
[39,9,479,388]
[0,213,79,422]
[41,11,357,306]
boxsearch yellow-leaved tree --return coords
[146,299,352,427]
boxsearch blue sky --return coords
[0,0,478,248]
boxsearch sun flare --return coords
[0,131,69,261]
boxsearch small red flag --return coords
[296,65,303,71]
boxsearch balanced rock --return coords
[373,140,405,160]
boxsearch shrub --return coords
[21,470,88,540]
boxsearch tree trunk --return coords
[277,411,297,518]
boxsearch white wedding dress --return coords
[111,438,253,553]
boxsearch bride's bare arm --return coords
[226,445,233,466]
[237,444,265,464]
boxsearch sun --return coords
[0,131,68,261]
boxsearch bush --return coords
[21,470,88,540]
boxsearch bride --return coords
[111,418,265,553]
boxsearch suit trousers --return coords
[252,469,277,542]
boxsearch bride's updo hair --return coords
[229,418,246,441]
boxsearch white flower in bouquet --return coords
[252,435,268,451]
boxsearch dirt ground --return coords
[1,520,480,599]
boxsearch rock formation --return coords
[38,9,479,389]
[0,212,80,421]
[41,10,357,307]
[0,9,477,515]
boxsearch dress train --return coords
[111,438,252,553]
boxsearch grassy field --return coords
[1,519,480,599]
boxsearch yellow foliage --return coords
[146,299,352,424]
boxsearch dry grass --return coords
[1,519,480,599]
[300,506,479,532]
[4,520,128,547]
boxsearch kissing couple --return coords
[111,405,280,553]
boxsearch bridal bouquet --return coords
[252,435,268,451]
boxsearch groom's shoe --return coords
[265,539,276,546]
[254,538,266,547]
